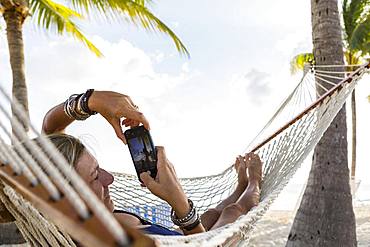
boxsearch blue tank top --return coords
[113,210,182,236]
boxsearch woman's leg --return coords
[210,153,262,230]
[200,156,249,230]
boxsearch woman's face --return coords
[75,150,115,212]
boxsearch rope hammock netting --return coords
[0,62,368,246]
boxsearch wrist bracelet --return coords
[171,199,200,230]
[171,199,195,225]
[63,92,92,121]
[80,89,97,115]
[183,217,201,231]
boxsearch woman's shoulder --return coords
[113,209,183,236]
[113,209,145,227]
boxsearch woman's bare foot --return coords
[210,154,263,229]
[233,153,262,213]
[245,153,262,186]
[204,155,250,229]
[234,155,248,190]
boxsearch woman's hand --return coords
[88,91,150,143]
[140,147,190,218]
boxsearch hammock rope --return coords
[0,87,130,246]
[109,63,369,246]
[0,62,368,246]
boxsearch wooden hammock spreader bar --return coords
[251,62,370,153]
[0,163,156,247]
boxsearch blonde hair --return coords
[19,134,86,168]
[47,134,86,168]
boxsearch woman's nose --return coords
[98,168,114,186]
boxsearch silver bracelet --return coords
[171,199,200,230]
[63,94,90,120]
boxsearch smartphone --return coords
[124,126,158,183]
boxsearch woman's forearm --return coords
[41,90,149,143]
[42,103,74,134]
[170,197,206,235]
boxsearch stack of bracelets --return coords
[171,199,201,231]
[64,89,97,120]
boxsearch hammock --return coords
[0,62,368,246]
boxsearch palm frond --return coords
[342,0,369,43]
[343,0,352,40]
[68,0,189,57]
[290,53,314,74]
[349,12,370,53]
[69,0,152,13]
[30,0,103,57]
[344,50,365,64]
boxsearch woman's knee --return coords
[200,208,221,231]
[221,203,244,217]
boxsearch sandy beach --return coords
[248,203,370,246]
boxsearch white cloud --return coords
[181,62,190,73]
[152,51,165,63]
[21,35,194,100]
[235,0,311,29]
[275,30,313,59]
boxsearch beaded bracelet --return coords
[171,199,201,231]
[64,94,86,120]
[63,89,96,120]
[183,217,201,231]
[80,89,97,115]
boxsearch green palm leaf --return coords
[68,0,189,56]
[344,50,365,64]
[30,0,103,57]
[350,13,370,53]
[290,53,314,74]
[342,0,370,48]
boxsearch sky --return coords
[0,0,369,210]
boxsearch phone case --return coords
[124,126,158,183]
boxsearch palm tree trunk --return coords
[1,2,29,245]
[351,90,356,180]
[2,2,30,142]
[286,0,356,246]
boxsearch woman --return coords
[42,89,262,235]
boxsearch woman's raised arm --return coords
[42,103,74,134]
[42,90,150,143]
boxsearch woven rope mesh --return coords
[109,65,368,246]
[0,64,368,246]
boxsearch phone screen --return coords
[124,126,157,182]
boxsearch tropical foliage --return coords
[290,53,315,74]
[343,0,370,63]
[28,0,189,56]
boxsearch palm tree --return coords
[290,0,370,184]
[286,0,357,246]
[0,0,188,140]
